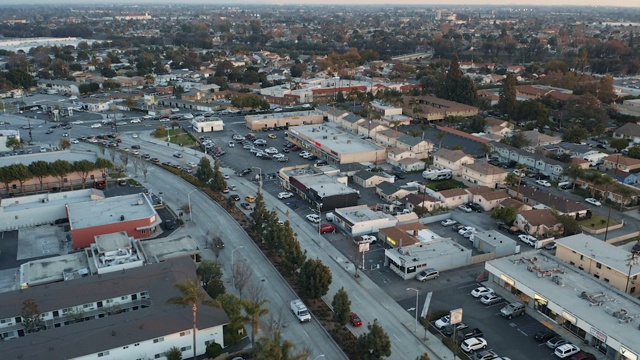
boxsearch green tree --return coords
[0,166,15,194]
[6,136,22,150]
[498,73,518,118]
[628,146,640,159]
[49,159,73,189]
[195,157,215,184]
[95,158,113,178]
[298,259,332,304]
[11,163,32,194]
[217,293,247,346]
[28,160,50,191]
[210,159,227,192]
[123,96,136,110]
[563,94,607,134]
[253,330,310,360]
[22,298,45,333]
[331,287,351,326]
[59,138,71,150]
[491,206,517,225]
[357,319,392,360]
[280,222,307,276]
[561,126,589,144]
[504,173,519,187]
[609,138,630,153]
[205,342,223,358]
[165,347,182,360]
[562,164,584,190]
[507,131,529,148]
[241,298,270,348]
[554,213,582,236]
[417,354,431,360]
[166,279,220,360]
[435,131,446,149]
[251,190,268,236]
[73,160,96,189]
[153,126,168,138]
[197,260,226,299]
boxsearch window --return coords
[153,337,164,343]
[580,255,584,260]
[596,263,602,269]
[180,330,191,336]
[122,346,128,349]
[141,229,146,234]
[121,296,127,300]
[98,351,109,357]
[63,178,68,183]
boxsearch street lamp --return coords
[317,202,323,237]
[625,252,639,294]
[231,245,244,288]
[407,287,419,333]
[187,189,197,223]
[252,166,262,191]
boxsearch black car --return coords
[393,172,406,179]
[238,168,252,176]
[307,155,318,161]
[230,194,241,201]
[131,145,141,149]
[441,322,468,336]
[452,224,466,232]
[164,219,176,230]
[467,203,483,213]
[534,329,558,343]
[456,328,483,342]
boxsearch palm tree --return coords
[515,164,527,198]
[595,175,616,242]
[562,164,584,191]
[166,279,220,360]
[241,298,270,348]
[253,330,310,360]
[616,185,635,210]
[480,143,493,160]
[435,131,446,149]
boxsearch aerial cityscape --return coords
[0,2,639,360]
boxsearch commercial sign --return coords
[562,311,576,325]
[450,308,463,325]
[387,236,396,246]
[620,346,638,360]
[500,274,515,286]
[589,327,607,342]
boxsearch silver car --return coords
[415,268,439,282]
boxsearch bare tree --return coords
[119,152,129,171]
[108,147,117,163]
[97,144,106,156]
[233,260,251,298]
[139,159,151,181]
[264,308,284,338]
[131,155,141,175]
[246,279,265,303]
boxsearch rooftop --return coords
[191,116,223,123]
[337,205,396,223]
[246,109,322,121]
[288,123,384,155]
[556,234,640,275]
[386,237,470,267]
[19,253,90,288]
[68,193,158,229]
[486,252,640,355]
[141,235,200,263]
[0,150,97,168]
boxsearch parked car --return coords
[354,235,377,244]
[471,287,494,298]
[544,241,557,250]
[319,223,338,234]
[480,294,503,305]
[442,322,468,336]
[415,268,439,282]
[458,226,476,235]
[457,328,484,342]
[518,234,538,246]
[277,192,294,199]
[500,302,526,319]
[306,214,320,223]
[460,337,487,353]
[555,344,580,358]
[534,329,558,343]
[473,350,499,360]
[585,198,602,207]
[434,315,450,329]
[535,179,551,187]
[164,219,176,230]
[441,219,457,227]
[546,336,569,349]
[570,351,596,360]
[458,204,473,213]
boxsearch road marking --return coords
[393,333,401,342]
[517,328,529,336]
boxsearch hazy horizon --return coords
[0,0,638,8]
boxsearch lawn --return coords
[426,179,467,192]
[578,213,620,230]
[166,129,196,146]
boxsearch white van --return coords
[325,212,335,222]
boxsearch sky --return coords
[1,0,638,7]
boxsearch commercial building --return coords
[67,193,162,249]
[333,205,398,237]
[279,165,359,212]
[286,123,386,165]
[555,234,640,296]
[403,95,479,121]
[191,116,224,132]
[485,252,640,360]
[1,257,228,360]
[0,129,20,151]
[472,230,518,257]
[245,110,324,130]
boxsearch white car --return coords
[306,214,320,223]
[130,118,142,124]
[585,198,602,207]
[62,132,69,137]
[458,204,473,213]
[90,123,102,128]
[471,286,494,298]
[182,113,194,119]
[460,337,487,353]
[535,179,551,187]
[458,226,476,235]
[299,151,311,157]
[441,219,457,226]
[265,147,278,154]
[518,234,537,246]
[70,139,79,144]
[480,293,503,305]
[132,134,139,138]
[272,153,285,159]
[434,315,450,329]
[116,121,127,126]
[513,169,525,177]
[277,192,293,199]
[462,230,476,239]
[71,120,84,124]
[355,235,377,244]
[554,344,580,358]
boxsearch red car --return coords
[291,145,301,151]
[350,312,362,327]
[320,223,338,234]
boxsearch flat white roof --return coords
[246,110,322,121]
[68,193,157,229]
[19,253,89,288]
[337,205,395,223]
[141,235,200,263]
[556,234,640,275]
[487,252,640,355]
[289,123,383,155]
[386,238,470,265]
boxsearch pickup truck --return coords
[290,299,311,322]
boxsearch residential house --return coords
[521,130,561,152]
[461,162,509,188]
[433,188,470,208]
[484,118,513,137]
[613,123,640,144]
[396,158,427,172]
[353,170,395,188]
[403,193,443,213]
[506,185,589,218]
[396,135,434,159]
[369,101,403,117]
[470,188,510,211]
[573,179,640,206]
[498,198,532,213]
[387,148,416,166]
[603,154,640,172]
[606,168,638,185]
[542,142,592,158]
[357,120,387,138]
[336,113,364,132]
[36,79,80,95]
[375,128,405,147]
[490,142,567,180]
[514,208,562,237]
[376,182,418,203]
[316,105,349,122]
[571,157,591,170]
[433,149,475,176]
[403,95,479,121]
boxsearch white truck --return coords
[290,299,311,322]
